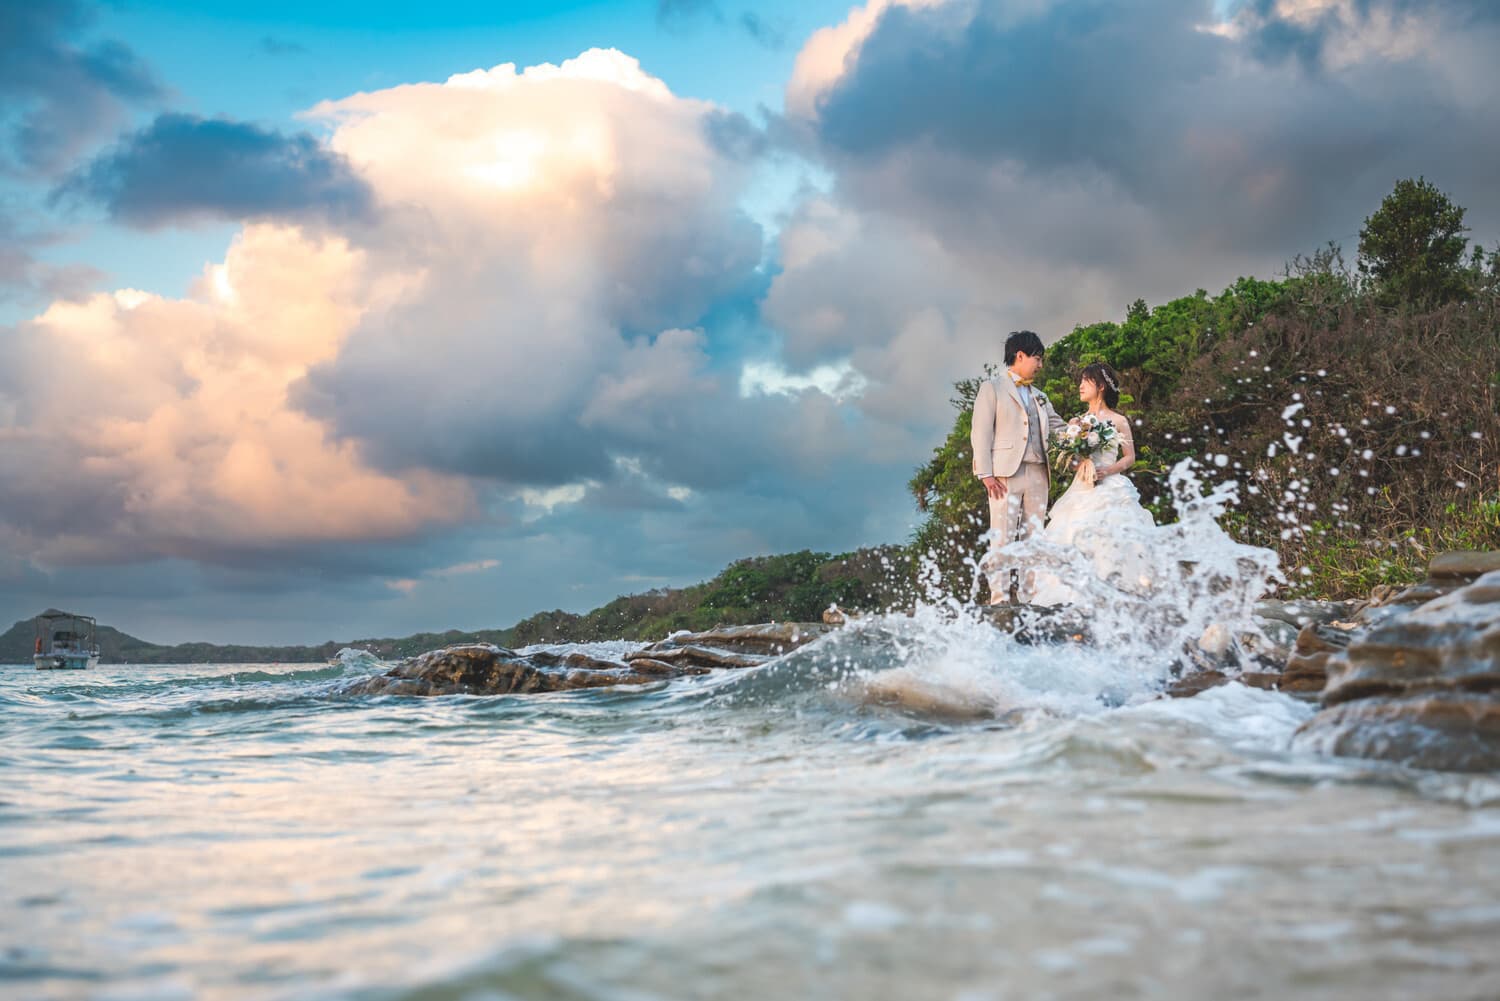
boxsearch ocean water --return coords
[4,617,1500,1001]
[5,469,1498,1000]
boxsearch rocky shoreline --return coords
[340,623,835,697]
[340,551,1500,774]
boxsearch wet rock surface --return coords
[341,623,834,697]
[339,644,659,697]
[1294,559,1500,772]
[1277,622,1353,694]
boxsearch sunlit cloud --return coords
[2,47,774,575]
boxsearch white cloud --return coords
[2,48,783,575]
[0,223,471,567]
[517,483,591,516]
[785,0,947,119]
[739,359,868,401]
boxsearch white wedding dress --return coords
[1028,429,1157,606]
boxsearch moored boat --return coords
[34,611,100,670]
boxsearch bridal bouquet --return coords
[1049,414,1117,475]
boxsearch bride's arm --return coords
[1097,415,1136,478]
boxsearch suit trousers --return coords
[984,461,1050,601]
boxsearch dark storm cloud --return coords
[0,0,164,176]
[804,0,1500,256]
[53,113,375,227]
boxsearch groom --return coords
[970,330,1067,603]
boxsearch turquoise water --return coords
[3,620,1500,1000]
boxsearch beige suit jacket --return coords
[970,372,1067,480]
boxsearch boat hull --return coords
[35,654,98,671]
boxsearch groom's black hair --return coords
[1004,330,1045,365]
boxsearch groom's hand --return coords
[982,476,1006,500]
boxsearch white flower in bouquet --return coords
[1049,412,1119,475]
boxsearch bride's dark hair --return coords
[1080,363,1120,408]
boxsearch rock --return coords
[627,657,709,677]
[529,649,638,672]
[1167,670,1228,698]
[1354,551,1500,627]
[1239,618,1299,673]
[641,622,833,657]
[1296,696,1500,773]
[1383,578,1466,608]
[1319,573,1500,706]
[1294,569,1500,772]
[341,623,834,697]
[1428,550,1500,580]
[1254,598,1363,628]
[624,644,766,670]
[342,644,671,697]
[823,604,851,625]
[854,672,1006,722]
[1275,622,1354,695]
[980,604,1092,644]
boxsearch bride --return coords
[1029,363,1157,605]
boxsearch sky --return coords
[2,0,1498,645]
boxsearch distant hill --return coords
[0,611,330,665]
[0,612,525,666]
[1,547,907,665]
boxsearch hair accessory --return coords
[1100,369,1119,393]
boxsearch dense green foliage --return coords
[1356,176,1494,307]
[505,546,914,644]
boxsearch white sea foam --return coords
[1122,682,1315,751]
[333,647,386,676]
[824,460,1285,722]
[516,639,646,660]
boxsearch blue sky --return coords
[3,0,1498,645]
[8,0,843,318]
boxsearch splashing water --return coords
[710,460,1284,722]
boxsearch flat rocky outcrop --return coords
[341,623,833,697]
[1293,559,1500,772]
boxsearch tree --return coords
[1357,177,1471,306]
